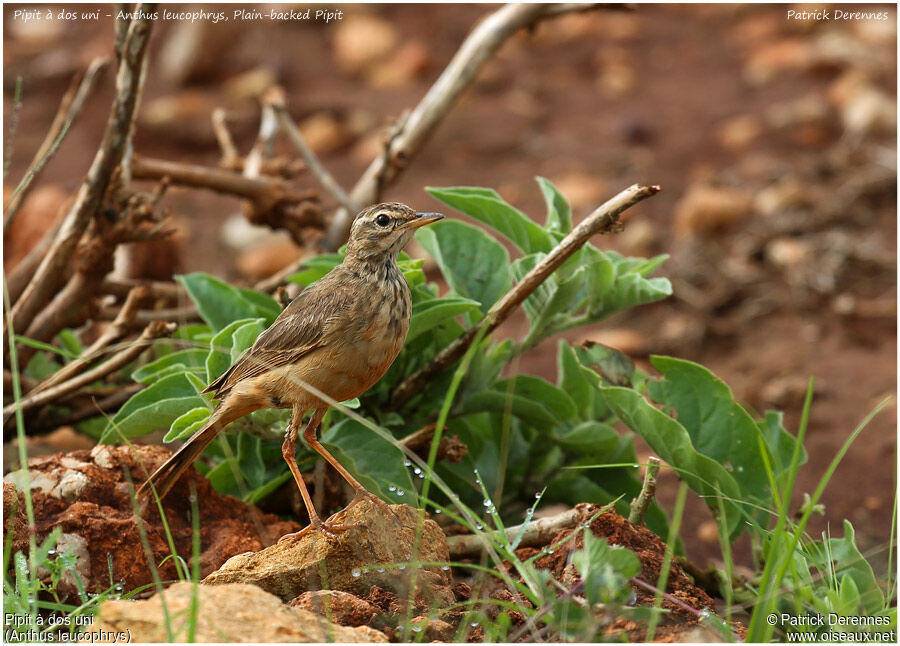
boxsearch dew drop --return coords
[534,492,541,498]
[526,507,534,515]
[736,465,744,472]
[441,565,450,571]
[699,609,711,619]
[417,473,425,479]
[482,500,492,507]
[397,490,405,497]
[413,468,422,476]
[352,569,361,578]
[398,565,406,571]
[411,626,422,633]
[388,485,397,492]
[548,549,555,554]
[476,524,483,530]
[47,550,57,556]
[404,460,412,467]
[471,622,480,628]
[433,509,441,514]
[377,568,386,573]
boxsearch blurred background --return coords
[4,4,896,570]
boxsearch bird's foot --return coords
[278,517,355,544]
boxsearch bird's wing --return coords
[203,275,353,399]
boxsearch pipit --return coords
[138,203,443,539]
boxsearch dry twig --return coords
[3,57,110,233]
[8,6,156,338]
[390,184,660,409]
[28,287,148,395]
[3,321,175,421]
[628,456,661,525]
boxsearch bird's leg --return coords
[303,407,401,526]
[278,406,352,542]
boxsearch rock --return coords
[3,445,300,593]
[5,427,97,472]
[91,582,386,642]
[744,37,815,85]
[299,112,354,155]
[549,172,607,212]
[715,114,763,150]
[290,590,379,627]
[3,483,29,550]
[410,616,455,641]
[673,185,753,238]
[333,14,399,76]
[3,184,68,270]
[236,234,303,279]
[204,499,454,606]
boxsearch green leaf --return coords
[575,342,635,387]
[206,318,261,383]
[415,219,511,314]
[426,186,553,254]
[15,335,78,360]
[23,351,61,380]
[536,176,573,233]
[572,533,641,606]
[321,418,416,503]
[176,273,278,331]
[287,254,343,287]
[164,407,211,442]
[758,410,807,481]
[108,373,199,426]
[558,341,594,418]
[460,375,577,429]
[646,356,780,506]
[56,328,84,358]
[132,349,208,384]
[600,385,744,538]
[230,318,266,360]
[102,395,206,443]
[408,296,481,343]
[552,421,619,455]
[821,521,885,613]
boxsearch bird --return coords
[138,202,443,539]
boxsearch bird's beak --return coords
[404,212,444,229]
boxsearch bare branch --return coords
[28,287,147,395]
[390,183,660,409]
[29,384,142,432]
[3,57,110,234]
[101,277,185,300]
[7,6,156,338]
[211,108,240,168]
[448,504,600,558]
[628,456,661,525]
[324,3,552,249]
[3,321,175,420]
[273,96,358,215]
[97,303,201,325]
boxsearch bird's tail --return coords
[137,408,229,501]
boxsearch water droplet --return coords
[476,524,483,530]
[632,464,640,469]
[417,473,425,479]
[548,549,555,554]
[441,565,450,571]
[534,492,541,498]
[397,490,405,497]
[482,500,492,507]
[699,609,711,619]
[526,507,534,515]
[398,565,406,570]
[352,569,361,578]
[413,467,422,475]
[388,485,397,492]
[404,460,412,467]
[736,465,744,472]
[433,509,441,514]
[377,568,386,573]
[114,584,124,592]
[47,549,57,556]
[411,626,422,633]
[471,622,480,628]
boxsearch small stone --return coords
[409,616,455,642]
[333,14,399,76]
[291,590,379,627]
[299,112,354,155]
[92,582,387,642]
[236,235,303,280]
[673,185,753,238]
[715,114,763,151]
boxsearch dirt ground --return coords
[4,3,896,576]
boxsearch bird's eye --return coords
[375,214,390,227]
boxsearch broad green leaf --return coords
[287,254,342,287]
[461,375,577,428]
[56,328,84,358]
[647,356,777,506]
[426,186,553,254]
[558,341,594,418]
[164,407,211,442]
[758,410,807,481]
[575,342,635,387]
[820,521,884,613]
[24,351,61,380]
[132,349,208,384]
[536,176,573,233]
[321,418,415,503]
[230,318,266,360]
[408,296,481,342]
[600,385,744,538]
[416,219,511,314]
[237,431,266,487]
[107,373,199,428]
[102,395,206,443]
[206,318,259,383]
[553,421,619,455]
[176,273,278,331]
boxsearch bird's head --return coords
[345,202,443,261]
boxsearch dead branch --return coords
[130,155,321,244]
[3,57,110,234]
[3,321,174,421]
[97,303,201,325]
[324,3,572,250]
[628,456,661,525]
[273,96,358,215]
[101,277,185,300]
[390,184,660,409]
[6,214,64,303]
[212,108,240,168]
[29,384,143,432]
[8,6,156,338]
[447,503,598,558]
[29,287,147,396]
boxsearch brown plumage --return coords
[138,203,443,539]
